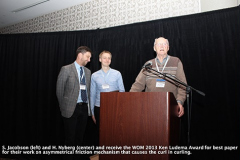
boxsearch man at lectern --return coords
[90,50,125,144]
[130,37,187,117]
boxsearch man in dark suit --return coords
[56,46,92,146]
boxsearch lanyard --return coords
[80,74,84,82]
[79,67,84,82]
[155,56,169,73]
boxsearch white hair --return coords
[154,37,169,46]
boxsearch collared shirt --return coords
[74,61,88,103]
[156,55,169,65]
[90,68,125,115]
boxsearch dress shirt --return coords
[156,55,169,65]
[90,68,125,115]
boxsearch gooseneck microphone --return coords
[142,61,152,68]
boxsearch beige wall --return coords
[0,0,239,34]
[0,0,200,34]
[201,0,239,12]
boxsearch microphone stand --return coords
[144,65,205,147]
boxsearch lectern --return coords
[99,92,180,160]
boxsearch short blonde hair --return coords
[99,50,112,58]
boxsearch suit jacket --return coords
[56,63,91,118]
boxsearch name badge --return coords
[156,79,165,88]
[102,84,110,89]
[80,84,86,90]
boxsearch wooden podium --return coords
[99,92,180,160]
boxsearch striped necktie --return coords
[80,67,87,102]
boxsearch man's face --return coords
[154,38,169,57]
[99,52,111,67]
[78,52,91,66]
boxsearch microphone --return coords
[142,61,152,69]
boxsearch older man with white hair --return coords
[130,37,187,117]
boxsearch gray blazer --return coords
[56,63,91,118]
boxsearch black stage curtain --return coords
[0,6,239,160]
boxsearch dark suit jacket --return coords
[56,63,91,118]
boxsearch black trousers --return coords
[62,103,88,146]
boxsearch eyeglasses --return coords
[155,43,168,46]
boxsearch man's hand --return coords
[92,115,96,124]
[178,103,184,117]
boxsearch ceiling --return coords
[0,0,92,29]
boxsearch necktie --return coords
[80,67,87,102]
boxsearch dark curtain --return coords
[0,6,239,160]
